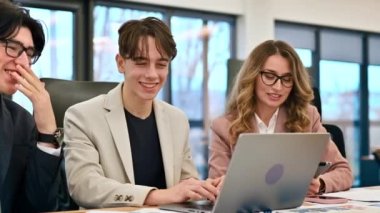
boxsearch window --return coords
[369,65,380,150]
[320,60,361,182]
[368,36,380,152]
[295,48,312,68]
[170,17,232,177]
[171,16,204,119]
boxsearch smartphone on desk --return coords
[314,161,332,178]
[305,195,348,204]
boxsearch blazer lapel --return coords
[153,100,174,187]
[0,96,13,189]
[103,83,135,183]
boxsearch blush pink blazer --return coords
[208,104,353,193]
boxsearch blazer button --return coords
[114,194,123,201]
[125,195,134,202]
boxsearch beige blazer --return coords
[208,105,353,193]
[63,83,198,208]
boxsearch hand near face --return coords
[144,178,218,206]
[10,64,57,134]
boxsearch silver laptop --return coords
[160,133,329,212]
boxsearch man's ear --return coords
[115,54,126,74]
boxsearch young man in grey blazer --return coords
[64,17,219,209]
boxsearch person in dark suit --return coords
[0,2,66,212]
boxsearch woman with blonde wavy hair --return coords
[208,40,353,195]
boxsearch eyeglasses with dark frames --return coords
[0,39,40,65]
[260,70,293,88]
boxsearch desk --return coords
[56,187,380,213]
[51,207,140,213]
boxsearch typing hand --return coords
[207,175,225,193]
[307,178,321,195]
[144,178,218,206]
[10,64,57,134]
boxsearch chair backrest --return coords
[41,78,118,128]
[227,58,244,96]
[312,87,322,118]
[40,78,117,210]
[312,87,346,158]
[373,149,380,166]
[323,124,346,158]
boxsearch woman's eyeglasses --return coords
[260,70,293,88]
[0,39,40,64]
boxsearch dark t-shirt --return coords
[125,109,166,189]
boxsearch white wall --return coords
[127,0,380,58]
[239,0,380,58]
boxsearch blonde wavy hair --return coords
[226,40,314,144]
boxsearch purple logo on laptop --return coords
[265,164,284,185]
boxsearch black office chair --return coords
[373,149,380,166]
[41,78,118,128]
[227,58,244,97]
[41,78,118,210]
[323,124,346,157]
[312,87,322,117]
[312,87,346,158]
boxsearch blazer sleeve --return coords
[24,124,63,211]
[309,106,353,193]
[63,106,154,208]
[25,149,63,211]
[208,116,233,179]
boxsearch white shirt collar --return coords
[254,108,279,134]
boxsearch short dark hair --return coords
[118,17,177,60]
[0,1,45,56]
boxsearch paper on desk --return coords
[323,187,380,202]
[87,208,172,213]
[275,204,380,212]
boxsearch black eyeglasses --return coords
[0,39,40,64]
[260,70,293,88]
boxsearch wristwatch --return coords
[37,128,63,147]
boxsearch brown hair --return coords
[226,40,314,144]
[118,17,177,60]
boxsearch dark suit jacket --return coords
[0,95,62,213]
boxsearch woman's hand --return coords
[207,175,225,193]
[307,178,322,195]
